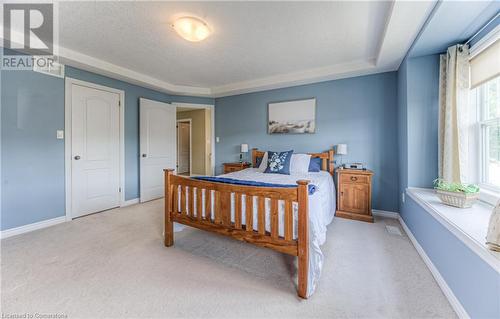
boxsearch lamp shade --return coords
[240,144,249,153]
[336,144,347,155]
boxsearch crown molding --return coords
[0,30,206,97]
[58,46,211,96]
[211,59,397,98]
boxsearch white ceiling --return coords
[54,1,436,97]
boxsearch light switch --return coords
[216,137,220,143]
[56,130,64,139]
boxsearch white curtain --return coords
[438,44,470,184]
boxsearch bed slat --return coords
[258,196,265,235]
[235,193,242,229]
[271,198,279,239]
[214,191,221,224]
[205,189,212,221]
[245,195,253,233]
[196,188,202,221]
[189,187,195,218]
[284,200,293,241]
[181,186,187,217]
[220,191,231,226]
[173,185,179,214]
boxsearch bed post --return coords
[328,149,335,175]
[164,169,174,247]
[297,179,309,299]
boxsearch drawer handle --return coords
[350,176,358,181]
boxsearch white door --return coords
[140,98,176,202]
[177,122,190,174]
[71,84,120,218]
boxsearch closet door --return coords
[71,84,120,217]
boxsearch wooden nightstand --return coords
[336,169,374,223]
[223,162,251,174]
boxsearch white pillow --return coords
[290,154,311,174]
[257,152,268,172]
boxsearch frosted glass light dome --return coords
[173,17,211,42]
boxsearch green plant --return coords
[433,179,480,194]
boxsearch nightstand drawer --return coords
[224,166,239,173]
[340,173,369,184]
[223,162,251,174]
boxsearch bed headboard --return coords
[251,148,335,175]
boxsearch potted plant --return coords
[433,179,480,208]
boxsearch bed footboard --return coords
[163,169,309,298]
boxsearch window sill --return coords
[406,188,500,273]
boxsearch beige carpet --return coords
[1,199,456,318]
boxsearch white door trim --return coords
[176,119,192,175]
[64,77,125,220]
[172,102,215,175]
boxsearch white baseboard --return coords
[398,216,470,319]
[372,209,399,219]
[2,198,140,239]
[1,216,67,239]
[121,198,139,207]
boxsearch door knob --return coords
[74,155,81,160]
[142,154,147,157]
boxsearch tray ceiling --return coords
[51,1,437,97]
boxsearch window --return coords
[477,76,500,190]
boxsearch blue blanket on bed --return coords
[192,176,317,195]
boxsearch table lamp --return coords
[336,144,347,167]
[240,144,249,163]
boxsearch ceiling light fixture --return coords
[172,16,211,42]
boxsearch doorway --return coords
[65,78,125,219]
[177,120,191,176]
[176,105,213,176]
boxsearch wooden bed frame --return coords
[164,148,334,298]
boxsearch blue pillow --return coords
[308,157,322,172]
[264,150,293,174]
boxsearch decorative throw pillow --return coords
[308,157,322,172]
[290,154,312,174]
[264,150,293,174]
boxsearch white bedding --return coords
[174,168,336,297]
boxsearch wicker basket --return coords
[435,189,479,208]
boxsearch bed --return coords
[163,148,336,298]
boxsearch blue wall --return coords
[402,196,499,318]
[215,72,399,212]
[1,66,213,230]
[397,58,408,212]
[406,55,440,189]
[1,70,66,230]
[397,54,440,211]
